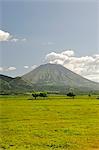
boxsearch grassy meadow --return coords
[0,95,99,150]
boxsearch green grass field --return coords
[0,95,99,150]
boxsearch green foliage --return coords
[67,92,76,99]
[0,95,99,150]
[39,91,47,97]
[32,92,39,99]
[32,92,47,99]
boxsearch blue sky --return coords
[0,0,99,82]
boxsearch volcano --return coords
[22,63,99,93]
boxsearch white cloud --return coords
[47,42,54,45]
[0,30,26,42]
[0,30,12,41]
[61,50,74,57]
[24,65,37,70]
[45,49,99,82]
[7,67,16,71]
[31,65,37,70]
[11,38,26,42]
[11,38,19,42]
[0,65,37,73]
[42,41,55,46]
[0,66,17,72]
[0,67,3,71]
[24,66,29,69]
[84,74,99,83]
[21,38,26,42]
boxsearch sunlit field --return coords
[0,95,99,150]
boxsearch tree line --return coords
[32,92,47,99]
[32,91,76,99]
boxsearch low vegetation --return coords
[32,92,47,99]
[67,92,76,99]
[0,95,99,150]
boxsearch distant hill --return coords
[22,63,99,94]
[0,64,99,94]
[0,74,32,94]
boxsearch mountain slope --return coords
[0,75,32,94]
[22,63,99,93]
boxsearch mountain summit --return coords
[22,63,99,93]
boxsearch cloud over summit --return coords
[45,50,99,82]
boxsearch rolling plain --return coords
[0,95,99,150]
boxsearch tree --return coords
[88,91,93,98]
[96,96,99,99]
[39,92,47,98]
[32,92,47,99]
[67,92,76,99]
[88,93,91,97]
[32,93,39,99]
